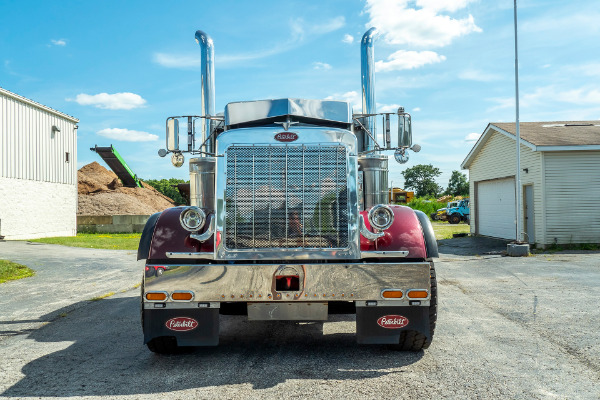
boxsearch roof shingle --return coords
[492,121,600,146]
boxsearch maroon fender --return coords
[360,205,427,259]
[148,207,214,260]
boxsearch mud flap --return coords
[143,308,219,347]
[356,306,430,344]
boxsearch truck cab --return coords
[138,29,438,354]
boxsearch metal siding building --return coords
[0,87,79,239]
[462,122,600,246]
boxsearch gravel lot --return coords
[0,238,599,399]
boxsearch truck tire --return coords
[449,214,460,224]
[393,263,437,351]
[147,336,180,354]
[430,212,438,221]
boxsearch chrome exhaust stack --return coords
[195,30,215,155]
[359,27,388,209]
[361,27,378,154]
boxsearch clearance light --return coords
[407,290,429,299]
[145,291,168,301]
[382,290,403,299]
[171,291,194,301]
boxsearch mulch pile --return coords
[78,162,175,215]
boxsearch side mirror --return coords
[166,118,179,151]
[397,107,412,148]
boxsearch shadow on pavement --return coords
[3,296,423,397]
[437,236,509,257]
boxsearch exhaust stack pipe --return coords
[361,27,378,154]
[195,30,215,154]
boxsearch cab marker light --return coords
[171,291,194,301]
[407,290,429,299]
[381,289,403,299]
[146,291,168,301]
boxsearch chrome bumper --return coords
[144,262,430,306]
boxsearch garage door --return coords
[477,178,516,239]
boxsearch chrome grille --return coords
[225,145,349,249]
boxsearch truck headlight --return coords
[179,206,206,232]
[368,204,395,231]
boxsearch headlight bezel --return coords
[179,206,206,232]
[368,204,395,231]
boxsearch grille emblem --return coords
[274,132,298,142]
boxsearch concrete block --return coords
[96,224,134,233]
[77,224,98,233]
[77,215,113,225]
[507,243,530,257]
[132,224,147,233]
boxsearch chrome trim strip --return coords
[359,216,383,241]
[361,250,408,258]
[165,252,215,259]
[190,218,215,242]
[356,300,430,307]
[143,302,221,309]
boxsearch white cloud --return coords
[97,128,158,142]
[313,62,332,70]
[153,53,199,68]
[489,85,600,112]
[413,107,421,112]
[342,34,354,44]
[375,50,446,72]
[154,17,345,69]
[416,0,476,13]
[458,68,502,82]
[69,92,147,110]
[365,0,481,48]
[50,39,67,46]
[326,91,361,110]
[378,103,401,113]
[465,132,481,142]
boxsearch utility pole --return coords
[514,0,522,243]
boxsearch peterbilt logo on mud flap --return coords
[166,317,199,331]
[274,132,298,142]
[377,315,409,329]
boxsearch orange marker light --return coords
[407,290,428,299]
[146,292,167,301]
[171,291,194,301]
[382,290,403,299]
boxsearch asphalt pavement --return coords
[0,239,599,399]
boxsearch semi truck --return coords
[138,28,439,354]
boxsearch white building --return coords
[461,121,600,246]
[0,87,79,239]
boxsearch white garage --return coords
[462,122,600,246]
[0,87,79,240]
[476,178,516,239]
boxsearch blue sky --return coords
[2,0,599,188]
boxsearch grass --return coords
[28,233,141,250]
[405,197,448,217]
[0,259,35,283]
[432,222,470,240]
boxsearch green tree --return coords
[401,164,443,197]
[445,170,469,196]
[144,178,189,205]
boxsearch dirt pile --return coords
[78,162,175,215]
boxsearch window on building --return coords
[65,152,70,163]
